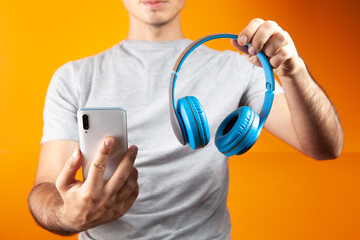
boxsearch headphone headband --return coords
[169,33,275,145]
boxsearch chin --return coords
[146,18,171,27]
[141,12,176,27]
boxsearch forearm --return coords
[28,182,79,236]
[278,59,344,159]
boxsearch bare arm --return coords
[28,139,139,235]
[233,18,344,159]
[266,62,343,159]
[28,140,79,235]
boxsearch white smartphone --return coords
[77,108,128,181]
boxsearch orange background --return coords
[0,0,359,239]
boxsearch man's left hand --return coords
[231,18,304,78]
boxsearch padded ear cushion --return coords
[215,106,260,156]
[187,96,210,145]
[177,96,210,150]
[232,113,260,156]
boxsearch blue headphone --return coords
[169,33,275,156]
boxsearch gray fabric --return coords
[41,38,283,239]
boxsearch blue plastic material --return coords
[177,96,210,150]
[170,33,275,156]
[187,96,210,147]
[227,114,260,156]
[177,96,210,149]
[215,106,254,152]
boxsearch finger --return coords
[122,183,139,211]
[246,55,262,68]
[248,20,282,56]
[262,31,288,57]
[114,167,138,201]
[84,137,115,188]
[231,39,249,55]
[269,43,297,69]
[230,39,262,67]
[95,179,138,223]
[114,184,139,218]
[55,147,82,192]
[238,18,265,46]
[106,145,138,193]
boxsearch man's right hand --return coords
[55,137,139,232]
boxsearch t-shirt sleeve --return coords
[41,61,80,144]
[237,54,284,113]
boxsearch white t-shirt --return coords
[42,38,283,239]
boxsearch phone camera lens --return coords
[82,114,89,130]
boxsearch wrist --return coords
[28,183,80,236]
[55,204,82,235]
[277,57,309,82]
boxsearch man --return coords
[28,0,343,239]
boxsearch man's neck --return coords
[126,14,184,42]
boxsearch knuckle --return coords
[285,56,297,67]
[124,182,133,193]
[117,174,128,186]
[251,40,261,51]
[275,32,286,43]
[282,31,291,41]
[265,20,278,28]
[264,47,275,57]
[99,201,113,211]
[127,179,137,192]
[80,191,95,204]
[92,162,106,171]
[251,18,264,24]
[280,47,290,58]
[270,57,280,68]
[262,21,272,29]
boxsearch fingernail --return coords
[72,148,79,159]
[131,146,138,156]
[239,35,247,45]
[248,46,256,55]
[105,138,114,148]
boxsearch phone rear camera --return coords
[82,114,89,130]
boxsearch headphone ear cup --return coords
[215,106,260,156]
[177,96,210,150]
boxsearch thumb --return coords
[55,147,82,191]
[230,39,249,55]
[231,39,262,68]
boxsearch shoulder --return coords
[54,43,122,76]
